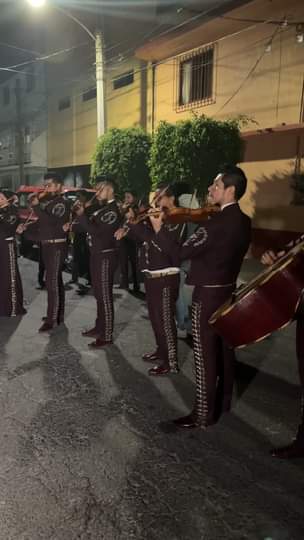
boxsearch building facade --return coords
[46,0,304,252]
[0,63,48,190]
[47,56,148,186]
[136,0,304,251]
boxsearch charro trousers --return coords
[42,242,67,325]
[145,274,179,370]
[191,285,236,427]
[90,250,118,342]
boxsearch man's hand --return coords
[125,207,136,221]
[74,204,84,217]
[16,224,26,235]
[29,196,39,207]
[261,250,285,266]
[62,222,71,233]
[114,227,128,241]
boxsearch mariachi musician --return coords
[152,166,251,427]
[261,236,304,459]
[119,190,140,293]
[71,178,121,348]
[17,173,70,332]
[115,186,186,376]
[0,191,26,317]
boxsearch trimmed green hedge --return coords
[149,116,243,196]
[91,127,151,198]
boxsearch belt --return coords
[146,271,179,279]
[101,248,116,253]
[41,238,67,245]
[202,283,235,288]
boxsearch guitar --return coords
[209,238,304,348]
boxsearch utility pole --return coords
[15,79,25,186]
[95,30,105,137]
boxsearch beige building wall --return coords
[106,58,146,130]
[48,58,146,169]
[142,0,304,235]
[47,81,97,169]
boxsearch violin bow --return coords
[150,185,169,208]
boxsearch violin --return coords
[71,183,106,215]
[28,190,62,208]
[0,195,18,210]
[129,204,220,225]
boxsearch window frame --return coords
[175,44,216,112]
[82,88,97,102]
[112,70,134,91]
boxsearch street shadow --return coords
[103,343,304,539]
[16,325,110,459]
[0,316,24,374]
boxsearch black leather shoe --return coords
[173,414,203,429]
[270,442,304,459]
[88,339,113,349]
[148,364,180,376]
[82,328,99,338]
[142,351,159,362]
[149,365,170,376]
[38,322,54,333]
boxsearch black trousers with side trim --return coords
[145,273,179,370]
[191,285,236,426]
[90,250,118,342]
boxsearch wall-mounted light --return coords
[296,25,304,44]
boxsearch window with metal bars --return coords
[113,70,134,90]
[176,45,215,110]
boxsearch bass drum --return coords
[209,246,304,348]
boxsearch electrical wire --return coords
[0,41,91,72]
[215,22,283,115]
[0,41,41,56]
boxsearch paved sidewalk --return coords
[0,257,303,540]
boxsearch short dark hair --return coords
[158,186,178,205]
[124,190,137,198]
[171,182,192,199]
[44,172,63,185]
[220,165,247,200]
[95,173,115,183]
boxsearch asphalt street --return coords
[0,257,303,540]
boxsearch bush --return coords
[149,115,243,196]
[91,127,151,198]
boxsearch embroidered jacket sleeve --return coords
[157,221,212,261]
[0,208,19,239]
[34,197,70,223]
[78,201,121,237]
[23,220,40,242]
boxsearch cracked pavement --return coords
[0,258,303,540]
